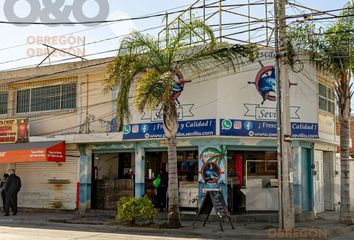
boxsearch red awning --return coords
[0,141,65,163]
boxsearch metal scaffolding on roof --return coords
[157,0,342,49]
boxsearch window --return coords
[0,92,8,114]
[16,83,76,114]
[318,83,335,114]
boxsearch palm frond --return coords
[119,31,169,73]
[134,69,171,111]
[106,19,257,129]
[288,1,353,80]
[177,42,257,74]
[167,20,217,64]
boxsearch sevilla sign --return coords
[0,118,29,144]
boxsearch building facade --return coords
[0,52,339,219]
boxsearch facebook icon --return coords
[243,121,253,131]
[141,124,149,133]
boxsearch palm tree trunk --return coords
[167,137,181,227]
[163,100,181,228]
[339,73,352,224]
[339,117,351,223]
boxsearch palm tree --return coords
[288,1,353,223]
[105,20,256,227]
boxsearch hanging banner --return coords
[0,118,29,144]
[198,145,227,207]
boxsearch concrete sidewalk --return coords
[0,210,353,239]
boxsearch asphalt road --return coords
[0,225,205,240]
[331,231,354,240]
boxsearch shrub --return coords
[116,196,158,225]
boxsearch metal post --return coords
[203,0,206,41]
[219,0,222,42]
[274,0,295,230]
[165,13,169,48]
[190,8,193,45]
[248,0,251,42]
[265,0,269,45]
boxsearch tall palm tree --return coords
[288,1,353,223]
[105,20,256,227]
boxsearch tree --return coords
[105,20,256,228]
[288,1,354,223]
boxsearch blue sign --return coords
[123,119,216,140]
[220,119,318,138]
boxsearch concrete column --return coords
[7,89,15,117]
[79,146,92,212]
[134,144,145,198]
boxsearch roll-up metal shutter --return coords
[15,150,79,210]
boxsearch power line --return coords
[1,4,350,70]
[0,1,267,25]
[0,0,217,52]
[0,20,268,70]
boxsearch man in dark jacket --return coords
[4,169,21,216]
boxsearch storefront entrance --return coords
[145,149,198,211]
[227,150,278,213]
[91,152,134,209]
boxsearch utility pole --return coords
[274,0,295,229]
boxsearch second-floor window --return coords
[0,92,8,114]
[16,83,76,114]
[319,83,335,114]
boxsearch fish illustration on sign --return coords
[248,61,276,105]
[201,162,220,184]
[199,146,226,184]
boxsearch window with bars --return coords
[319,83,335,114]
[0,92,8,114]
[16,83,76,114]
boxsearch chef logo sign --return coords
[0,118,29,144]
[220,61,318,138]
[248,64,276,105]
[246,61,300,121]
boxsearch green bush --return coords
[116,196,158,225]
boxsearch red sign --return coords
[0,141,65,163]
[0,118,29,144]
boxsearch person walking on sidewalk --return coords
[4,169,21,216]
[0,173,9,212]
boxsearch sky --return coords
[0,0,350,71]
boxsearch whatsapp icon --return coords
[123,125,131,134]
[222,119,232,130]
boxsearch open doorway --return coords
[91,152,135,209]
[145,151,168,211]
[227,150,278,213]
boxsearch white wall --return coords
[127,54,319,128]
